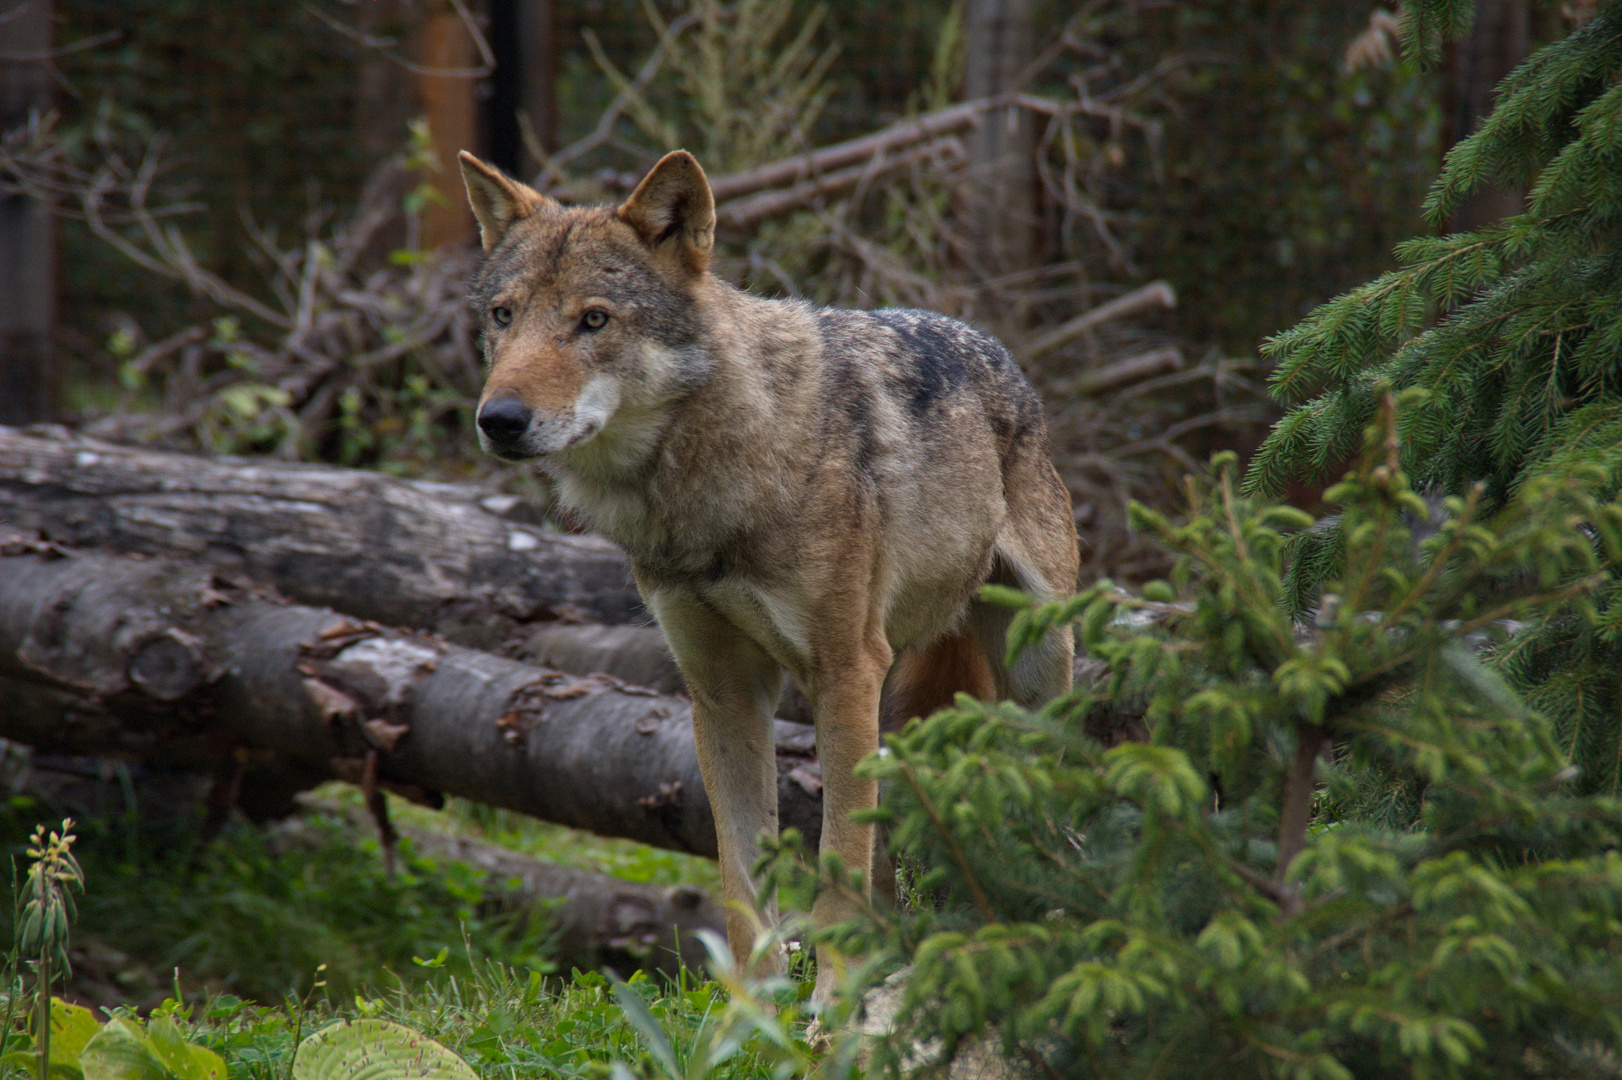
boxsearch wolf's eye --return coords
[581,309,609,331]
[491,306,513,326]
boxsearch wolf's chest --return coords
[696,577,814,680]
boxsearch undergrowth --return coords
[0,799,814,1080]
[0,796,548,1006]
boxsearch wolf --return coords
[458,148,1078,995]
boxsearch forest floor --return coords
[0,789,797,1080]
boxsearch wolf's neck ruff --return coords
[459,148,1078,1002]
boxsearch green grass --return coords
[0,960,818,1080]
[109,963,812,1080]
[0,795,819,1080]
[0,785,722,1007]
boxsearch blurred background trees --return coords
[8,0,1549,585]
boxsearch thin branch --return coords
[895,760,998,923]
[715,137,965,230]
[1023,281,1177,361]
[0,29,121,62]
[536,12,702,189]
[707,96,1010,203]
[1275,729,1326,914]
[301,0,495,78]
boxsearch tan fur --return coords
[460,150,1079,998]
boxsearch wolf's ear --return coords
[459,151,551,252]
[616,150,715,274]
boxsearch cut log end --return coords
[128,629,208,701]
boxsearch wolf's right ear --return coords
[459,151,551,252]
[617,151,715,275]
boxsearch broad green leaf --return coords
[142,1019,223,1080]
[79,1020,166,1080]
[292,1020,478,1080]
[47,999,102,1066]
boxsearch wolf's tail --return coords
[881,623,996,732]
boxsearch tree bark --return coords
[0,537,825,858]
[0,427,645,648]
[962,0,1037,283]
[1442,0,1531,232]
[415,4,480,248]
[0,0,56,423]
[516,0,557,169]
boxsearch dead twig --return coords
[1023,281,1177,362]
[301,0,495,78]
[716,137,966,230]
[536,12,703,191]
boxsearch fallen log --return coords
[0,426,645,649]
[1062,346,1185,397]
[0,536,824,858]
[289,794,726,977]
[16,748,726,978]
[514,623,813,726]
[715,138,966,230]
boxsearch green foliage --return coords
[1116,1,1443,354]
[424,799,721,894]
[78,1015,227,1080]
[18,823,83,1080]
[19,823,82,987]
[292,1020,475,1080]
[808,400,1622,1079]
[0,1000,227,1080]
[0,816,817,1080]
[0,806,549,1004]
[0,1000,97,1080]
[606,935,830,1080]
[1245,0,1622,790]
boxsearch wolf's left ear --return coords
[459,151,552,252]
[617,151,715,274]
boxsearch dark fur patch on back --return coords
[816,307,1046,456]
[868,309,974,415]
[816,313,882,478]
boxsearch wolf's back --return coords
[810,306,1049,465]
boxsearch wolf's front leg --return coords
[806,632,890,1002]
[647,588,786,975]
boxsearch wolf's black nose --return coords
[478,397,532,443]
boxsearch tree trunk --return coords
[517,0,557,173]
[1443,0,1531,232]
[962,0,1037,288]
[0,0,55,423]
[415,3,480,248]
[0,538,825,858]
[0,427,645,648]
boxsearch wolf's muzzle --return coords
[477,396,532,449]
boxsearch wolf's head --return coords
[458,150,717,463]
